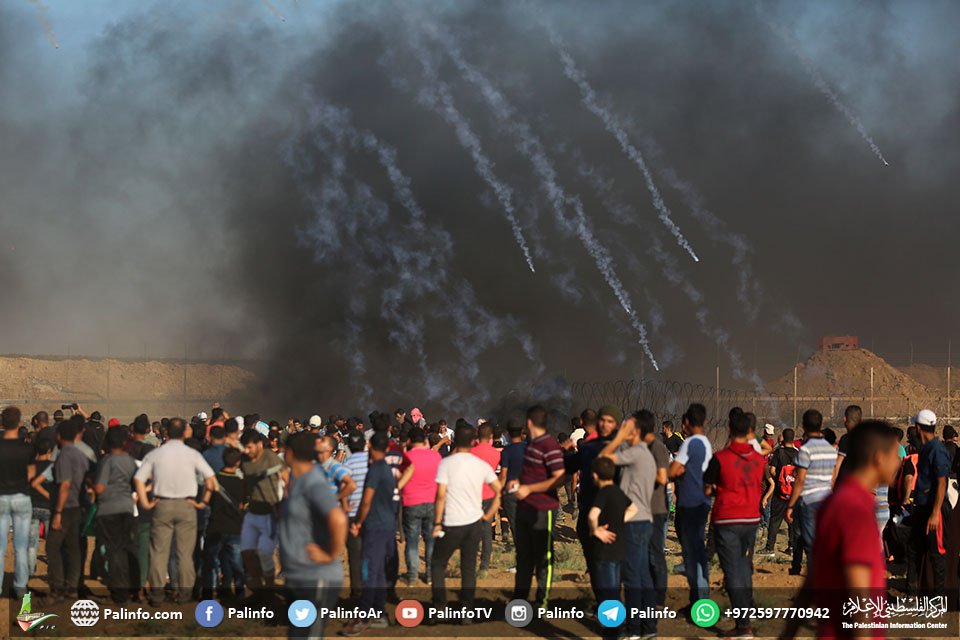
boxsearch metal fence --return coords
[571,371,960,432]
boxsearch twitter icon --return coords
[288,600,318,628]
[597,600,626,628]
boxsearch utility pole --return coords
[715,366,720,423]
[793,365,798,427]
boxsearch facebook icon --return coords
[195,600,225,627]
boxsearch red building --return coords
[817,335,859,351]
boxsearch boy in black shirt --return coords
[589,456,637,619]
[762,428,799,556]
[203,447,247,600]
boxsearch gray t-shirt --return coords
[95,453,137,517]
[279,463,343,583]
[53,444,91,509]
[617,442,656,522]
[648,438,670,516]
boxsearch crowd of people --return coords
[0,400,957,639]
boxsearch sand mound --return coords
[768,348,933,398]
[0,356,257,421]
[899,364,948,393]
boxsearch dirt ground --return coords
[3,503,814,640]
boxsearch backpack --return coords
[777,464,796,499]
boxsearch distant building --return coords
[818,335,859,351]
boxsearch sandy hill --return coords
[0,356,258,421]
[767,348,935,401]
[899,364,948,392]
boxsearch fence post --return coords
[715,366,720,422]
[870,367,874,418]
[793,366,798,427]
[948,365,952,421]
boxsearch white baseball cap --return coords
[764,423,775,435]
[912,409,937,427]
[197,411,208,421]
[308,415,323,428]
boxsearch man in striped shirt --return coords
[317,436,356,511]
[511,405,566,608]
[786,409,837,575]
[342,431,368,598]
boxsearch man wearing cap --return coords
[763,424,776,451]
[906,409,951,595]
[83,411,106,458]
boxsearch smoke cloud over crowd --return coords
[3,0,960,416]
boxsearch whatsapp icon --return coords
[691,598,720,628]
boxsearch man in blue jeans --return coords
[669,403,713,609]
[642,417,671,606]
[396,427,440,584]
[343,432,398,637]
[600,410,658,637]
[0,406,34,599]
[786,409,836,576]
[705,407,767,637]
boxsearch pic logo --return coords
[597,599,626,628]
[692,598,720,628]
[195,599,225,628]
[395,599,424,627]
[16,592,57,632]
[288,599,317,628]
[70,599,100,627]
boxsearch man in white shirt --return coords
[134,418,216,605]
[428,424,502,620]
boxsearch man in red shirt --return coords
[782,420,900,640]
[472,423,501,577]
[705,407,767,638]
[511,405,566,608]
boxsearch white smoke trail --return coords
[260,0,286,22]
[543,28,700,263]
[291,102,543,411]
[343,305,374,408]
[403,31,536,273]
[584,163,769,395]
[630,141,763,319]
[760,6,889,166]
[308,102,429,233]
[426,24,660,370]
[28,0,59,49]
